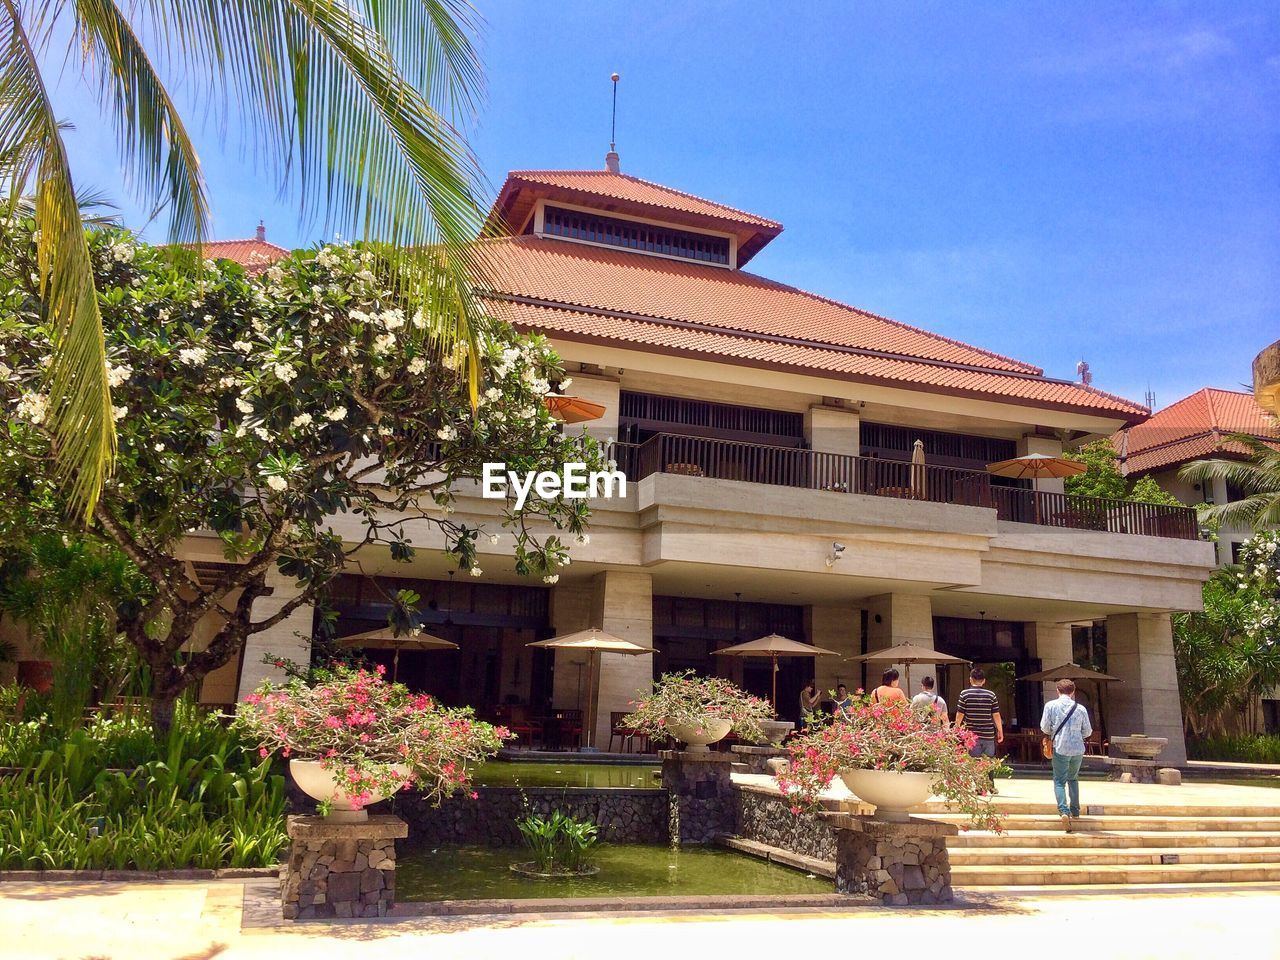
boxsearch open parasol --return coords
[987,454,1087,524]
[1018,661,1121,742]
[713,634,839,706]
[848,641,970,695]
[544,395,606,424]
[338,627,457,682]
[527,628,656,749]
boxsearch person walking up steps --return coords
[1040,678,1093,831]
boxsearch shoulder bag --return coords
[1041,701,1079,760]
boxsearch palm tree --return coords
[1,0,489,521]
[1180,435,1280,532]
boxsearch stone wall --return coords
[281,815,406,920]
[733,783,838,862]
[387,786,667,846]
[662,750,736,844]
[832,815,956,905]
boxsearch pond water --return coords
[397,844,830,901]
[470,761,661,788]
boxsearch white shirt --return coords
[912,691,947,714]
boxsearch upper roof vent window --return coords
[542,204,730,266]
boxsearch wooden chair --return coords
[547,709,583,750]
[1085,730,1107,756]
[608,711,648,753]
[507,704,544,750]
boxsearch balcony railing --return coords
[612,433,1199,540]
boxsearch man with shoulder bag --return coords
[1040,678,1092,831]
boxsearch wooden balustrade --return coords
[607,433,1199,540]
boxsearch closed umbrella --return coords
[713,633,839,706]
[338,627,458,682]
[910,439,927,500]
[527,628,656,749]
[986,453,1087,524]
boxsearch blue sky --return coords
[53,1,1279,409]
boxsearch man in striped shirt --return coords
[955,667,1003,759]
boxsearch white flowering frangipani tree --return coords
[0,221,604,731]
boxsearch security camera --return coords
[825,541,846,568]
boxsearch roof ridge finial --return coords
[255,219,265,242]
[605,72,621,174]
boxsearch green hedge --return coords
[1187,735,1280,765]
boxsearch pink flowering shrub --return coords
[233,665,508,812]
[777,695,1005,832]
[622,670,773,744]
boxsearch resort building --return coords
[1113,387,1279,566]
[8,159,1216,764]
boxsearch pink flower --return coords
[258,747,269,758]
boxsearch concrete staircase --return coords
[925,799,1280,887]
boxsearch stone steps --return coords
[929,813,1280,832]
[952,830,1280,849]
[950,845,1280,866]
[951,861,1280,887]
[922,801,1280,818]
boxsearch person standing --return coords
[955,667,1003,758]
[1040,678,1093,831]
[870,668,908,705]
[799,681,820,728]
[911,676,949,728]
[834,683,854,720]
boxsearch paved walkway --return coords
[2,878,1279,959]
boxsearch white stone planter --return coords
[668,719,733,753]
[755,720,795,745]
[839,768,934,822]
[1110,735,1169,760]
[290,759,411,823]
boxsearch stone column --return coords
[831,814,957,905]
[662,750,736,844]
[1027,621,1074,705]
[236,570,314,698]
[281,815,407,919]
[863,594,933,691]
[1105,612,1187,764]
[567,372,620,443]
[1018,434,1065,495]
[807,604,860,697]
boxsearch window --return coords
[542,205,730,265]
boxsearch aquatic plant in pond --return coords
[514,809,599,876]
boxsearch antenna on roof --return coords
[255,220,265,242]
[1076,359,1092,386]
[605,72,621,174]
[1144,385,1156,410]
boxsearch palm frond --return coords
[0,0,116,521]
[138,0,490,390]
[71,0,211,245]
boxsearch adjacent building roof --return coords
[1114,387,1280,475]
[201,238,289,274]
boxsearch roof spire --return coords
[255,220,266,242]
[605,72,621,173]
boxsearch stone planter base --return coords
[730,744,789,776]
[1104,757,1162,784]
[282,815,407,920]
[661,750,735,844]
[828,814,957,905]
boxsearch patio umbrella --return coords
[544,395,607,424]
[338,627,457,682]
[910,439,927,500]
[986,453,1087,524]
[848,641,970,696]
[1018,662,1121,742]
[713,633,840,706]
[527,628,656,749]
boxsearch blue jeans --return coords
[1052,752,1084,816]
[969,737,997,759]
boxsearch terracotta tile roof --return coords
[1114,387,1280,474]
[201,238,290,273]
[503,170,782,229]
[477,237,1148,419]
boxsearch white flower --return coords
[109,242,134,264]
[219,376,238,389]
[106,362,132,387]
[154,442,165,453]
[254,426,270,440]
[380,309,405,331]
[407,356,427,375]
[560,377,573,391]
[14,392,48,425]
[291,413,313,428]
[265,475,288,492]
[234,425,247,438]
[437,424,458,441]
[411,308,426,330]
[112,405,127,421]
[0,362,10,379]
[235,398,254,414]
[178,346,209,366]
[470,567,482,578]
[542,574,560,585]
[266,265,285,284]
[576,534,590,545]
[324,406,347,422]
[316,247,340,269]
[483,387,501,403]
[232,340,253,354]
[272,363,297,383]
[372,332,396,354]
[378,425,393,436]
[489,534,500,545]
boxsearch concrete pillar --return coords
[549,571,653,748]
[863,594,933,691]
[1105,613,1187,765]
[805,404,860,492]
[1026,621,1074,705]
[807,605,860,697]
[1019,434,1065,495]
[565,373,619,443]
[236,571,314,698]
